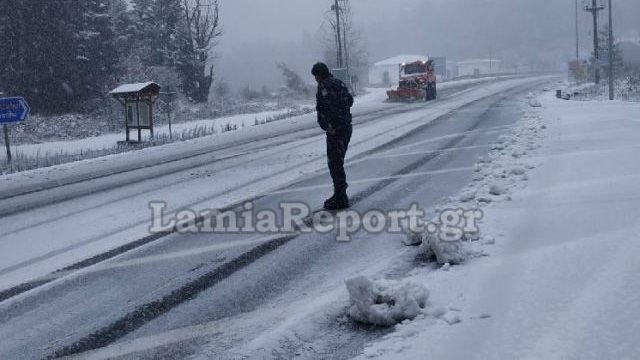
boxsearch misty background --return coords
[217,0,640,89]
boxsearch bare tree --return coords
[177,0,222,103]
[322,0,369,85]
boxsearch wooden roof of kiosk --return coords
[110,82,161,143]
[110,82,161,99]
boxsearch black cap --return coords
[311,62,331,78]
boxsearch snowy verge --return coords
[399,88,549,266]
[355,85,554,359]
[1,109,299,162]
[0,107,316,174]
[359,84,640,359]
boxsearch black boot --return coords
[323,193,338,209]
[324,191,349,210]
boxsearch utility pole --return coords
[608,0,614,100]
[585,0,604,84]
[489,43,493,74]
[343,10,349,72]
[332,0,343,68]
[3,125,10,164]
[575,0,580,60]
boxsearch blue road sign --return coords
[0,97,30,124]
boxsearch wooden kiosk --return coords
[110,82,161,143]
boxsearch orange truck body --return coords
[387,60,437,102]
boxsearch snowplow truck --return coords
[387,60,437,102]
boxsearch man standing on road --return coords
[312,62,354,210]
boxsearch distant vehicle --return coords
[387,60,437,102]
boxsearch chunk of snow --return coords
[425,306,447,318]
[346,276,429,326]
[457,190,476,202]
[402,225,424,246]
[442,311,462,325]
[482,236,496,245]
[489,184,506,196]
[528,98,542,107]
[478,156,492,164]
[422,231,468,265]
[510,167,526,175]
[476,196,493,204]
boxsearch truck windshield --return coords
[402,63,427,75]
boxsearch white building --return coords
[446,60,458,79]
[456,59,502,77]
[368,54,429,86]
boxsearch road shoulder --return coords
[356,87,640,359]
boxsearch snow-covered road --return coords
[0,75,555,359]
[0,76,537,291]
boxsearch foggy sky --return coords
[216,0,640,89]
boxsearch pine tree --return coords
[0,0,22,95]
[0,1,119,113]
[152,0,184,66]
[77,0,119,97]
[131,0,155,64]
[110,0,136,63]
[132,0,184,67]
[2,1,81,112]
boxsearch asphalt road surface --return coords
[0,76,555,359]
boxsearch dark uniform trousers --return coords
[316,75,353,196]
[326,125,352,193]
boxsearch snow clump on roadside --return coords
[422,231,470,265]
[467,98,546,206]
[528,98,542,107]
[345,276,429,326]
[402,90,548,262]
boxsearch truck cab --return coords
[387,60,437,102]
